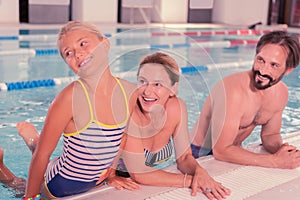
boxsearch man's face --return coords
[252,44,288,90]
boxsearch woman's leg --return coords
[17,122,39,153]
[0,147,15,182]
[0,147,26,197]
[0,122,39,197]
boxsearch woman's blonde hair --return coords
[138,52,180,85]
[57,21,104,53]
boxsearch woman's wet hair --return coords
[57,21,104,55]
[138,52,180,85]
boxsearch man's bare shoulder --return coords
[270,81,289,108]
[275,81,288,92]
[223,70,250,85]
[212,70,250,96]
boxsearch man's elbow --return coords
[261,134,283,153]
[262,143,280,154]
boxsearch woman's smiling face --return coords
[58,29,101,74]
[137,63,177,113]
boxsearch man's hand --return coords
[272,143,300,169]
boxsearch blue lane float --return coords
[0,49,57,57]
[180,60,253,74]
[0,36,18,40]
[173,43,191,48]
[35,49,59,55]
[0,77,77,91]
[6,79,55,90]
[180,66,208,73]
[150,44,171,49]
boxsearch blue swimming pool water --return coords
[0,26,299,199]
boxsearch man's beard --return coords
[252,68,285,90]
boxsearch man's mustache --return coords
[254,70,273,82]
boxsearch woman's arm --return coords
[24,86,73,197]
[105,133,141,191]
[172,98,230,199]
[122,132,191,187]
[171,98,196,174]
[123,98,230,199]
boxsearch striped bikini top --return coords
[45,78,129,183]
[144,139,173,168]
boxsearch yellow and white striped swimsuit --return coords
[44,78,129,197]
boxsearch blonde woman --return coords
[121,52,230,200]
[14,21,139,199]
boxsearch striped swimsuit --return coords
[44,78,129,198]
[144,139,173,168]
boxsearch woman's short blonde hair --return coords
[57,21,104,49]
[138,52,180,85]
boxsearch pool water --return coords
[0,26,299,199]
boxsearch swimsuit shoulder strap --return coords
[114,77,130,122]
[64,79,94,136]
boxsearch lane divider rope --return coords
[150,29,272,37]
[0,60,253,91]
[0,39,258,57]
[0,77,77,91]
[0,29,282,41]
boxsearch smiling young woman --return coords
[121,52,230,200]
[0,21,140,199]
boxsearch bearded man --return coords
[191,30,300,169]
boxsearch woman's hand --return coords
[106,173,141,191]
[190,167,230,200]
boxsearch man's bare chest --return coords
[240,105,275,129]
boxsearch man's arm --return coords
[260,111,283,154]
[210,94,277,168]
[260,83,288,153]
[190,95,212,146]
[211,81,300,169]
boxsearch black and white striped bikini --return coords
[144,139,173,167]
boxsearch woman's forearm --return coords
[131,170,192,188]
[176,154,199,175]
[25,154,49,197]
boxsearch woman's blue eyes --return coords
[138,80,146,85]
[80,41,87,47]
[138,80,162,87]
[65,51,72,57]
[63,41,88,58]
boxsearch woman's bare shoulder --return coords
[166,97,187,116]
[118,78,136,91]
[52,81,75,105]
